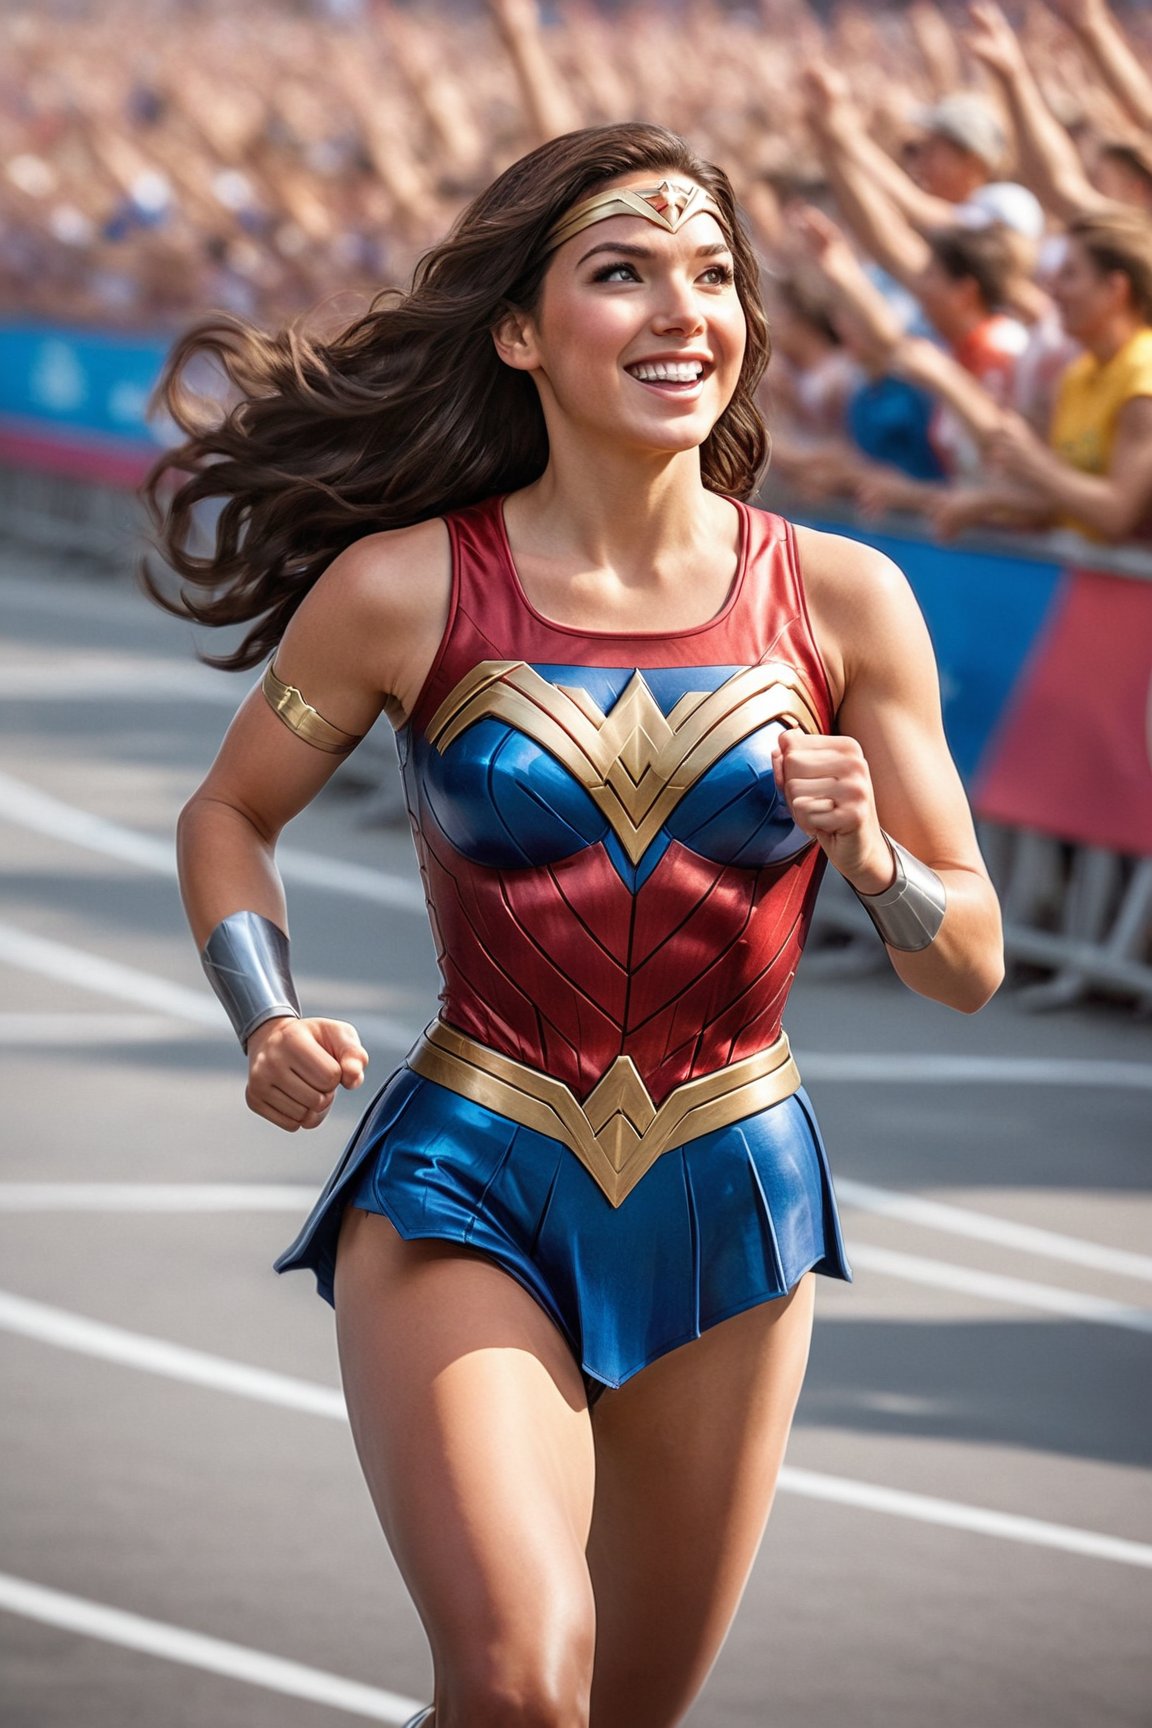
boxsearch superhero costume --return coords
[275,493,851,1398]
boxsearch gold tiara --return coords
[543,179,727,256]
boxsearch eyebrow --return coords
[576,239,733,267]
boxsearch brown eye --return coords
[591,261,641,283]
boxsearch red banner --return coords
[975,567,1152,857]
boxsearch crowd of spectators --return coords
[4,0,1152,543]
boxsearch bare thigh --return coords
[334,1206,598,1726]
[586,1277,816,1728]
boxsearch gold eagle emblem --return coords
[426,660,822,865]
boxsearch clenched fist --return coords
[772,728,895,893]
[245,1016,369,1132]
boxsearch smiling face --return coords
[494,172,747,464]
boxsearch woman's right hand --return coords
[245,1016,369,1131]
[965,2,1027,80]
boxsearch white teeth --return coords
[629,361,704,383]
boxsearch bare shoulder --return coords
[303,516,451,636]
[792,521,912,615]
[792,522,932,701]
[284,516,453,722]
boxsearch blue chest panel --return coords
[409,663,812,886]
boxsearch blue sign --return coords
[802,518,1063,783]
[0,322,172,450]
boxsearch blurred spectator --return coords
[763,266,861,439]
[4,0,1152,553]
[935,209,1152,542]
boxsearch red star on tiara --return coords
[643,180,692,222]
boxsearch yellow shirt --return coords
[1049,327,1152,479]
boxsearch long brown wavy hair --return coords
[139,123,771,670]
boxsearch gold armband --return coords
[262,663,365,755]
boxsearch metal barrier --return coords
[761,494,1152,1013]
[981,826,1152,1010]
[0,464,144,564]
[805,824,1152,1011]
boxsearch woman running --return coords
[144,123,1003,1728]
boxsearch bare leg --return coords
[586,1276,817,1728]
[334,1207,598,1728]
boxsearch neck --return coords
[941,165,986,203]
[934,303,986,348]
[785,330,837,372]
[1084,313,1142,364]
[507,442,728,576]
[1007,278,1051,326]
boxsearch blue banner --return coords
[800,518,1063,784]
[0,327,1104,810]
[0,322,171,451]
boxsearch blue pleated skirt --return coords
[275,1061,851,1397]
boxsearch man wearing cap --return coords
[803,64,1044,250]
[912,94,1045,241]
[801,63,1049,325]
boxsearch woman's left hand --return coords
[772,728,894,893]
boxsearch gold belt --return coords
[406,1020,801,1208]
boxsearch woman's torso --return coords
[394,493,835,1107]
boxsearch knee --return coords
[439,1621,595,1728]
[443,1690,588,1728]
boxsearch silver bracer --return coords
[200,910,302,1048]
[852,833,947,952]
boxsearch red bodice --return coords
[399,493,834,1106]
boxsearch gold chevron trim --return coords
[426,660,822,865]
[406,1020,801,1207]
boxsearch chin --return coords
[632,407,720,448]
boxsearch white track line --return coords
[0,1290,345,1417]
[0,769,425,912]
[0,1012,220,1044]
[777,1471,1152,1569]
[850,1245,1152,1332]
[0,1184,316,1211]
[0,1177,1148,1296]
[0,775,178,875]
[1,1183,1147,1329]
[801,1051,1152,1088]
[0,934,417,1051]
[837,1178,1152,1284]
[0,1572,421,1724]
[2,1289,1150,1569]
[0,924,223,1024]
[0,656,241,703]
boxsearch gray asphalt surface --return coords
[1,538,1150,1728]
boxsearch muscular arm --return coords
[966,2,1111,222]
[893,336,1011,444]
[929,478,1058,539]
[803,82,933,291]
[986,396,1152,540]
[487,0,581,146]
[179,520,450,1127]
[1053,0,1152,133]
[786,526,1004,1011]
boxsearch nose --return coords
[651,270,707,336]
